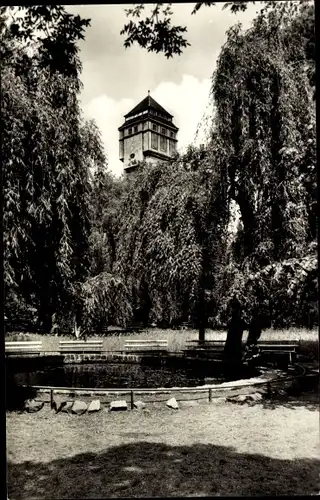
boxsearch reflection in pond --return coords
[10,357,260,389]
[12,362,224,389]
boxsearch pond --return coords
[9,359,260,389]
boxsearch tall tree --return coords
[2,6,96,332]
[116,145,229,340]
[211,1,316,351]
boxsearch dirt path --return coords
[7,398,319,498]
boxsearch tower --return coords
[118,92,179,174]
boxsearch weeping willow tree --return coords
[2,7,101,333]
[88,157,128,278]
[79,147,130,334]
[80,272,133,333]
[116,145,230,341]
[211,0,316,354]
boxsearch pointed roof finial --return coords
[148,90,150,96]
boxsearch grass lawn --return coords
[6,397,319,498]
[5,327,319,355]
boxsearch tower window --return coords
[151,132,158,150]
[169,140,175,155]
[170,131,174,138]
[161,128,166,135]
[160,136,167,152]
[134,125,138,133]
[152,124,158,132]
[128,127,132,135]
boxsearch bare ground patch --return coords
[7,397,320,498]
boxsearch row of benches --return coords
[5,339,168,356]
[5,339,300,362]
[184,340,299,363]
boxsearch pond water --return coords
[10,360,259,389]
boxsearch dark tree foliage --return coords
[120,4,190,58]
[1,6,90,82]
[116,145,229,340]
[2,6,100,333]
[81,159,132,333]
[212,1,317,336]
[88,157,127,278]
[120,1,312,59]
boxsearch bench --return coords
[186,340,225,349]
[5,341,42,356]
[123,339,168,352]
[183,348,225,359]
[258,342,299,363]
[183,340,225,359]
[59,340,104,354]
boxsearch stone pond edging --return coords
[29,369,292,400]
[18,365,311,414]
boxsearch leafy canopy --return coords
[2,6,102,333]
[116,145,229,327]
[120,1,311,58]
[211,1,316,327]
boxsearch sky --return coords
[67,3,263,177]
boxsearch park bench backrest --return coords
[257,340,300,346]
[186,340,225,345]
[5,341,42,354]
[185,340,225,350]
[258,344,298,351]
[124,339,168,350]
[59,340,103,354]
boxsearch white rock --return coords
[247,392,263,402]
[226,394,247,404]
[110,400,128,411]
[71,400,87,415]
[87,399,100,412]
[166,397,179,409]
[58,401,74,413]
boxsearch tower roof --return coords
[124,94,173,119]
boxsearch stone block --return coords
[87,399,100,412]
[24,399,44,413]
[226,394,247,404]
[166,397,179,410]
[247,392,263,402]
[58,401,74,413]
[110,400,128,411]
[71,400,87,415]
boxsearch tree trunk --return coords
[199,322,205,343]
[224,298,244,361]
[246,316,262,347]
[39,306,52,333]
[197,284,206,344]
